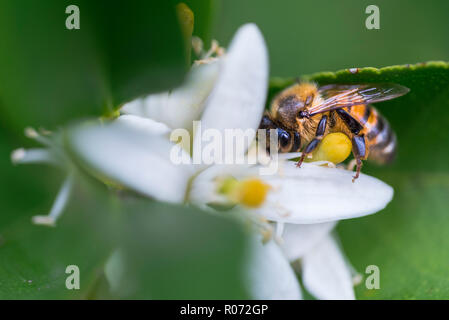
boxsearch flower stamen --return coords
[11,148,59,166]
[218,176,271,208]
[24,127,54,147]
[32,172,74,227]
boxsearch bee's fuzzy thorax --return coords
[270,82,319,130]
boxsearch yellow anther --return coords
[237,178,271,208]
[309,132,352,164]
[218,177,271,208]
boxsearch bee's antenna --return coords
[295,77,301,84]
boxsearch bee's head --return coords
[273,82,318,126]
[275,95,305,128]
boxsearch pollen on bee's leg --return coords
[308,132,352,165]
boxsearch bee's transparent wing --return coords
[308,83,409,116]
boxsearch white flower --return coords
[244,237,303,300]
[189,160,393,224]
[281,223,357,299]
[121,60,220,133]
[12,24,393,300]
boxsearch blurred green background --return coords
[214,0,449,76]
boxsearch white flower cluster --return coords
[12,24,393,300]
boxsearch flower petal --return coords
[115,114,171,136]
[245,237,302,300]
[257,161,394,224]
[189,163,257,205]
[302,234,355,300]
[280,222,336,261]
[121,62,220,131]
[193,23,268,158]
[67,118,194,203]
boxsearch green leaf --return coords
[339,172,449,299]
[100,199,250,299]
[269,61,449,299]
[0,174,117,299]
[0,0,186,131]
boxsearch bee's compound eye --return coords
[277,129,290,148]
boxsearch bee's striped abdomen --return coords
[346,104,397,164]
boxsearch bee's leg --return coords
[335,109,367,181]
[351,135,366,182]
[296,115,327,167]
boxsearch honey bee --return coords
[259,82,409,181]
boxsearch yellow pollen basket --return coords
[218,177,271,208]
[308,132,352,164]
